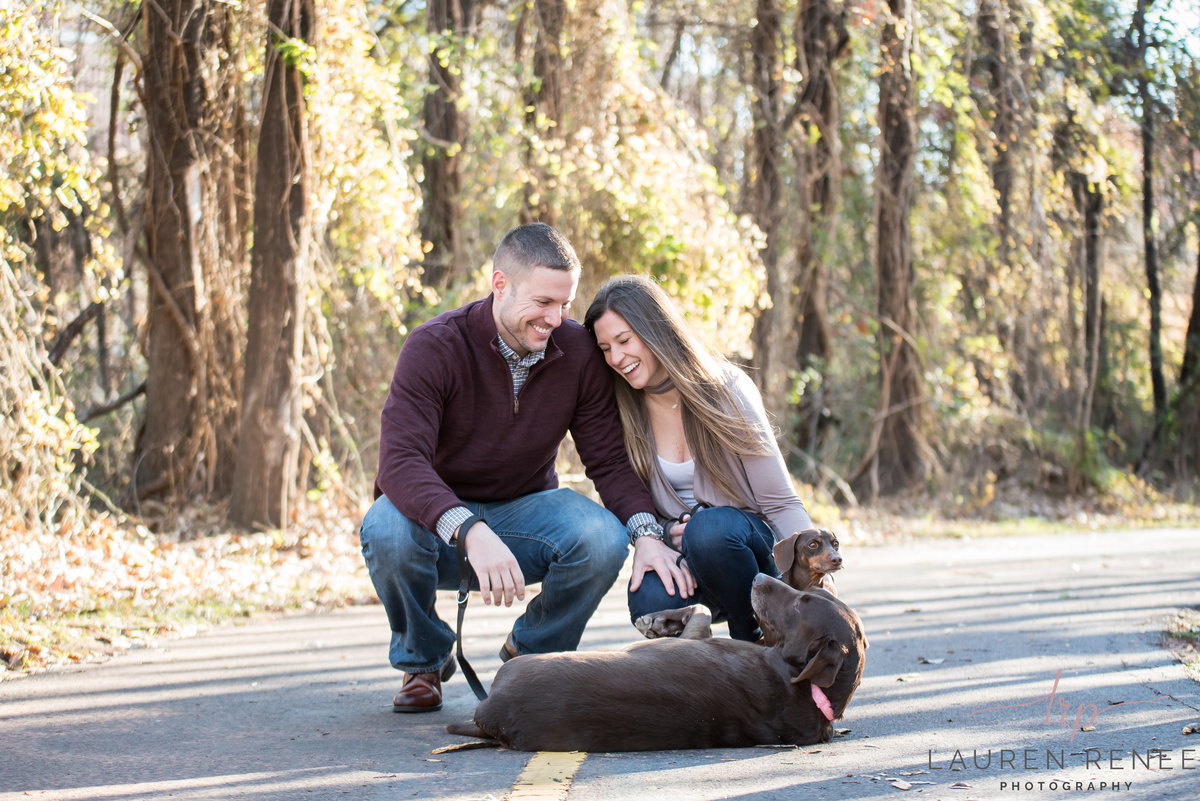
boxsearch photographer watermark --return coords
[968,669,1163,743]
[916,670,1196,794]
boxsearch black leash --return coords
[455,513,489,701]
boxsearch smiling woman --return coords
[584,275,816,643]
[592,311,668,395]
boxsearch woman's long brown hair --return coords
[584,275,772,507]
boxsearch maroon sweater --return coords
[373,295,655,533]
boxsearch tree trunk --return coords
[1136,0,1166,430]
[205,7,252,498]
[1068,172,1104,491]
[229,0,312,529]
[1177,230,1200,480]
[977,0,1016,264]
[852,0,930,499]
[135,0,244,504]
[418,0,474,290]
[1180,231,1200,390]
[519,0,565,225]
[790,0,846,455]
[748,0,788,419]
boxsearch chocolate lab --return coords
[445,574,867,751]
[774,527,843,593]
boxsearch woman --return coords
[584,275,815,641]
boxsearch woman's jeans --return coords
[627,506,779,641]
[360,488,629,674]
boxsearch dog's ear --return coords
[773,532,801,573]
[789,638,849,687]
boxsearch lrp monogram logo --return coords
[968,670,1161,743]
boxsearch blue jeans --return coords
[627,506,779,641]
[359,489,629,673]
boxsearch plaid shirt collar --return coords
[496,334,546,369]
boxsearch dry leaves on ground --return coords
[0,492,375,677]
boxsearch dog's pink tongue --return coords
[811,684,835,721]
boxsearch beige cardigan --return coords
[645,365,814,541]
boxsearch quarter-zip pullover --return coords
[373,294,655,535]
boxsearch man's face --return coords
[491,266,578,356]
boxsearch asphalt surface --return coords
[1,527,1198,801]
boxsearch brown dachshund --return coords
[446,575,867,751]
[773,528,843,593]
[631,527,845,638]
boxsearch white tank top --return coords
[657,455,697,508]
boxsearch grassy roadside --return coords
[1164,608,1200,682]
[1,495,374,678]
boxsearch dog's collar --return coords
[811,684,835,721]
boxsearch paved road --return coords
[2,528,1198,801]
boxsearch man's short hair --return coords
[493,222,581,280]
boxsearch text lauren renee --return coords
[927,748,1198,771]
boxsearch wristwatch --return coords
[630,521,666,545]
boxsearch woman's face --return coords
[592,310,668,390]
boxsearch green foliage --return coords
[0,0,106,538]
[386,0,769,353]
[309,1,423,313]
[301,0,427,496]
[555,2,767,354]
[904,0,1178,490]
[272,31,316,78]
[5,0,1200,532]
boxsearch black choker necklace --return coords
[646,377,675,395]
[646,377,680,410]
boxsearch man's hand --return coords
[460,521,526,607]
[629,537,695,598]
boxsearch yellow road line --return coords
[506,750,587,801]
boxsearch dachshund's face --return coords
[773,528,843,590]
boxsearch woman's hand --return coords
[461,521,527,607]
[667,515,689,550]
[629,537,695,598]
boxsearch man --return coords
[361,223,691,712]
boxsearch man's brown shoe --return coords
[499,632,519,663]
[392,656,455,713]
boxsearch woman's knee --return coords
[682,506,753,551]
[627,573,686,623]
